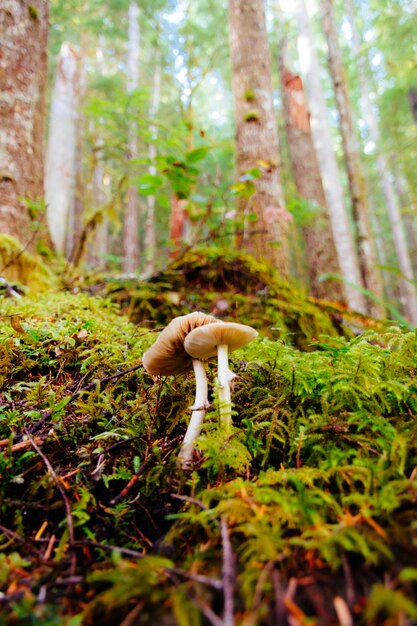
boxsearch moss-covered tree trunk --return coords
[321,0,384,318]
[280,63,344,303]
[0,0,49,248]
[228,0,291,276]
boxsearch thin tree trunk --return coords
[67,50,87,260]
[295,0,366,313]
[122,0,140,273]
[346,0,417,325]
[169,195,189,258]
[228,0,291,276]
[0,0,49,248]
[321,0,384,318]
[408,89,417,125]
[143,54,161,276]
[279,59,345,303]
[45,43,78,254]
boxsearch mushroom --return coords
[142,312,220,466]
[184,322,258,429]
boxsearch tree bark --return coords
[279,61,344,303]
[408,88,417,125]
[0,0,49,247]
[346,0,417,325]
[122,0,141,273]
[295,0,366,313]
[321,0,384,318]
[228,0,291,276]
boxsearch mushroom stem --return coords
[217,344,237,430]
[177,359,209,467]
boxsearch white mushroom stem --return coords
[217,344,237,431]
[177,359,209,467]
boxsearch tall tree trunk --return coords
[408,88,417,125]
[169,195,189,258]
[122,0,140,273]
[321,0,384,319]
[67,50,87,261]
[295,0,366,313]
[45,43,78,255]
[346,0,417,325]
[228,0,291,276]
[0,0,49,248]
[279,60,345,303]
[144,54,161,276]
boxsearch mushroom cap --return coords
[142,312,220,376]
[184,322,258,360]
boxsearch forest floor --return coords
[1,247,417,626]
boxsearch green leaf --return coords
[185,147,209,163]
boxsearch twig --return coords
[74,539,145,559]
[74,539,222,590]
[0,276,22,299]
[118,602,144,626]
[169,567,223,590]
[0,435,43,451]
[170,493,209,510]
[221,516,235,626]
[24,431,76,574]
[342,552,356,607]
[109,436,181,506]
[193,597,225,626]
[92,436,142,457]
[71,363,143,398]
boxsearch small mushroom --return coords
[184,322,258,429]
[142,312,220,466]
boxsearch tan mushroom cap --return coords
[184,322,258,360]
[142,312,220,376]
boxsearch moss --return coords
[0,259,414,625]
[244,110,260,122]
[244,88,256,102]
[28,4,38,19]
[0,234,57,292]
[99,245,384,349]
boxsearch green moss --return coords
[0,234,56,292]
[28,4,38,19]
[244,88,256,102]
[101,245,361,349]
[244,110,260,122]
[0,259,415,625]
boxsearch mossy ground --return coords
[1,250,417,625]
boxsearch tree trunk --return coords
[0,0,49,248]
[143,54,161,276]
[321,0,384,319]
[122,0,141,274]
[45,43,78,255]
[228,0,291,276]
[169,195,189,258]
[279,61,344,303]
[295,0,366,314]
[346,0,417,325]
[67,50,87,261]
[408,88,417,125]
